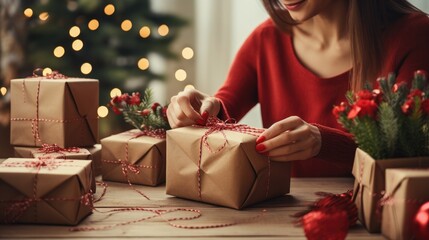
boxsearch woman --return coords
[167,0,429,177]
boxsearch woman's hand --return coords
[255,116,322,161]
[167,88,221,128]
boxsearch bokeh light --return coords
[158,24,169,36]
[175,69,187,81]
[110,88,122,98]
[43,68,53,76]
[139,26,151,38]
[104,4,115,15]
[69,26,81,37]
[53,46,65,58]
[88,19,99,30]
[121,20,132,31]
[39,12,49,21]
[0,87,7,96]
[72,39,83,51]
[184,85,195,91]
[182,47,194,60]
[81,63,92,75]
[97,106,109,118]
[138,58,150,70]
[24,8,33,18]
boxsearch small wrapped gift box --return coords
[352,148,429,233]
[381,169,429,240]
[101,130,166,186]
[14,144,102,176]
[0,158,93,225]
[10,77,99,148]
[166,123,291,210]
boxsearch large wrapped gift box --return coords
[0,158,93,225]
[14,144,102,176]
[382,169,429,240]
[10,77,99,148]
[101,130,166,186]
[166,126,292,210]
[352,148,429,233]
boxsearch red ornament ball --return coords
[414,202,429,240]
[302,209,349,240]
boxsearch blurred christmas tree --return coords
[21,0,186,136]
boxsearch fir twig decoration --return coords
[333,70,429,159]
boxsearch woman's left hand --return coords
[255,116,322,161]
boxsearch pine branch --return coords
[379,102,398,157]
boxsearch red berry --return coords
[151,102,160,112]
[141,109,151,116]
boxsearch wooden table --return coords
[0,177,385,239]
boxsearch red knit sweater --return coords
[215,13,429,177]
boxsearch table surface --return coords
[0,174,386,240]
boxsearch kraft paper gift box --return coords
[14,144,102,177]
[381,169,429,240]
[352,148,429,233]
[10,77,99,148]
[0,158,93,225]
[101,130,166,186]
[166,126,292,210]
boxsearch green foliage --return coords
[334,71,429,159]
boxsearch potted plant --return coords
[332,70,429,232]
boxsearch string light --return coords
[88,19,99,31]
[175,69,187,81]
[0,87,7,96]
[72,39,83,51]
[53,46,65,58]
[139,26,151,38]
[184,85,195,91]
[69,26,80,37]
[158,24,169,37]
[97,106,109,118]
[81,63,92,75]
[182,47,194,60]
[24,8,33,18]
[43,68,53,76]
[104,4,115,15]
[138,58,150,70]
[39,12,49,21]
[121,19,132,31]
[110,88,122,98]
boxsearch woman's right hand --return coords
[167,88,221,128]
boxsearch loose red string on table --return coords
[69,207,266,232]
[1,159,94,223]
[196,117,268,200]
[102,130,166,200]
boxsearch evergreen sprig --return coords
[108,88,170,131]
[333,70,429,159]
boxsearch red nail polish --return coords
[196,118,205,125]
[201,111,209,120]
[256,136,266,144]
[256,144,266,152]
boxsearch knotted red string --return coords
[37,143,81,154]
[196,117,267,199]
[1,159,94,224]
[102,130,165,200]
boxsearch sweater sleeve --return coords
[312,123,357,162]
[214,25,261,121]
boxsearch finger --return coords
[176,94,204,122]
[259,116,303,141]
[169,102,194,127]
[259,124,311,152]
[166,105,179,128]
[266,135,316,158]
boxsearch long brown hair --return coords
[262,0,426,91]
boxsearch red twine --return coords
[1,159,93,224]
[102,130,166,200]
[196,117,267,200]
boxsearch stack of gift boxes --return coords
[352,149,429,239]
[0,75,100,225]
[0,74,293,226]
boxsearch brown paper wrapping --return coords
[381,169,429,240]
[166,126,291,210]
[352,148,429,233]
[101,130,166,186]
[14,144,102,177]
[10,78,99,148]
[0,158,93,225]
